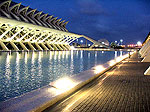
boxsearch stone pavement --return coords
[43,52,150,112]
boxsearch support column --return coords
[64,44,70,50]
[60,44,67,50]
[51,44,59,50]
[0,41,9,51]
[19,42,28,51]
[18,30,32,41]
[68,37,78,44]
[40,33,53,43]
[46,42,54,50]
[0,27,12,39]
[28,42,36,50]
[40,43,49,50]
[89,43,96,49]
[56,44,63,51]
[35,42,43,50]
[35,33,45,41]
[10,41,19,51]
[9,28,24,40]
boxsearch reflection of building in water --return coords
[5,53,11,81]
[120,51,123,56]
[115,51,117,58]
[15,52,20,81]
[70,50,74,73]
[88,52,90,59]
[79,51,83,72]
[24,52,28,64]
[98,39,110,46]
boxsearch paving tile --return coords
[43,52,150,112]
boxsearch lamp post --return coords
[120,39,123,45]
[80,40,83,47]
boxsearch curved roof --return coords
[0,0,68,31]
[10,2,21,13]
[18,6,29,15]
[33,11,43,19]
[39,13,48,20]
[27,9,36,17]
[0,0,11,11]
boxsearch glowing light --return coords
[115,56,123,62]
[88,44,91,46]
[6,53,11,63]
[80,40,83,43]
[120,51,123,56]
[120,39,123,43]
[70,46,75,50]
[137,41,142,46]
[32,52,35,64]
[88,52,90,58]
[6,38,11,41]
[108,60,116,66]
[16,52,20,64]
[32,40,37,42]
[94,65,105,74]
[115,51,117,58]
[24,52,28,64]
[50,77,77,94]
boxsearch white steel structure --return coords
[0,0,110,51]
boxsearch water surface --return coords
[0,50,126,102]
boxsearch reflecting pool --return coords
[0,50,126,102]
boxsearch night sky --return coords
[13,0,150,44]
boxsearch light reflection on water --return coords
[0,50,126,102]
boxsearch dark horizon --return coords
[13,0,150,45]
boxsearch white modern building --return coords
[0,0,110,51]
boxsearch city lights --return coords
[137,41,142,46]
[70,46,75,50]
[50,77,77,94]
[94,65,105,74]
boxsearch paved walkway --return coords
[44,52,150,112]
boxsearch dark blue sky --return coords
[14,0,150,44]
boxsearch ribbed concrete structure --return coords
[0,0,78,51]
[0,0,111,51]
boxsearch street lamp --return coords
[120,39,123,45]
[137,41,142,46]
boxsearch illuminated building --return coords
[0,0,110,51]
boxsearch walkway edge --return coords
[32,52,133,112]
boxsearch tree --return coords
[110,42,117,48]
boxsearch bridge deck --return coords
[44,52,150,112]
